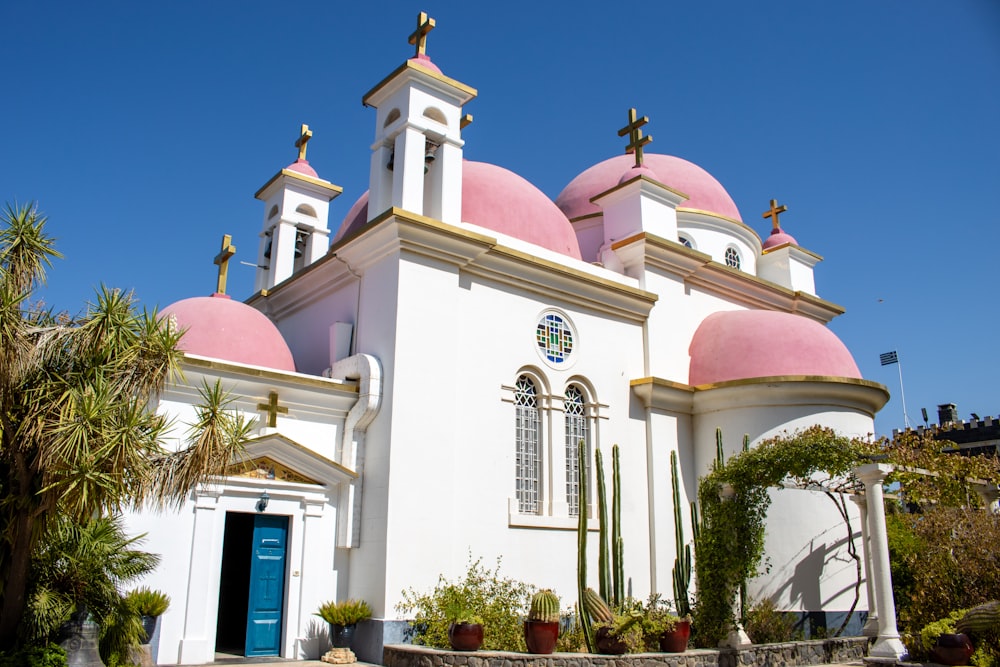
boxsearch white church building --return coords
[126,13,890,665]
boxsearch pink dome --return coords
[688,310,861,386]
[286,159,318,178]
[161,294,296,372]
[334,160,582,259]
[556,154,742,222]
[410,54,442,74]
[762,227,798,250]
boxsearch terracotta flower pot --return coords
[931,633,974,666]
[448,622,484,651]
[658,619,691,653]
[524,620,559,654]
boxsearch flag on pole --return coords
[880,351,898,366]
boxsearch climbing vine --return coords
[692,426,873,647]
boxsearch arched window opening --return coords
[514,375,540,514]
[565,385,589,516]
[725,246,741,270]
[423,106,447,125]
[384,109,401,127]
[295,204,317,218]
[268,205,279,220]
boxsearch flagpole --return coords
[896,359,910,428]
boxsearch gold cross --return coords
[408,11,436,57]
[294,124,313,161]
[213,234,236,295]
[617,108,653,168]
[762,199,788,231]
[257,391,288,428]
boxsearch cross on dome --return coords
[408,11,436,57]
[295,123,313,161]
[617,108,653,168]
[213,234,236,295]
[762,198,788,230]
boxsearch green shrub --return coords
[913,609,966,660]
[888,507,1000,633]
[397,556,534,651]
[126,587,170,617]
[744,598,797,644]
[315,599,372,625]
[0,645,67,667]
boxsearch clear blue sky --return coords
[3,1,998,436]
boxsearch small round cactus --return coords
[528,589,560,623]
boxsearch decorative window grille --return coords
[724,246,741,269]
[514,375,540,514]
[565,385,589,516]
[679,236,693,248]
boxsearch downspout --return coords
[326,353,382,548]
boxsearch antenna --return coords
[240,260,268,270]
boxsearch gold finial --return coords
[762,199,788,231]
[409,11,436,57]
[460,113,473,129]
[617,108,653,168]
[295,123,313,161]
[257,391,289,428]
[214,234,236,295]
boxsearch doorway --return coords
[215,513,288,657]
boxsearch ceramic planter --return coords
[448,622,484,651]
[595,626,628,655]
[658,619,691,653]
[523,620,559,654]
[329,623,357,649]
[931,633,974,666]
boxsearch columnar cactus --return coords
[528,589,561,623]
[577,442,595,652]
[670,450,692,618]
[596,447,611,603]
[611,444,623,607]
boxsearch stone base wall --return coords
[384,637,869,667]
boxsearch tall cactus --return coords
[611,444,623,607]
[577,441,595,652]
[670,450,692,617]
[596,447,611,603]
[716,427,725,467]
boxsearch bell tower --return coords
[253,124,342,292]
[362,12,476,225]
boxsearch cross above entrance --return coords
[762,198,788,230]
[617,108,652,169]
[213,234,236,295]
[294,124,313,161]
[257,391,289,428]
[409,11,436,57]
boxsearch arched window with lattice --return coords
[514,375,541,514]
[564,384,590,516]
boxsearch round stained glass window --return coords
[536,312,574,365]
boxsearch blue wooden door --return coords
[244,515,288,656]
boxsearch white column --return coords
[850,494,879,637]
[717,484,751,648]
[392,126,426,215]
[270,219,298,287]
[855,463,907,659]
[295,499,327,659]
[178,487,222,664]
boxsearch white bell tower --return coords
[362,12,476,225]
[254,124,342,293]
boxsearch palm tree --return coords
[0,202,254,646]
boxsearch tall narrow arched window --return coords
[514,375,540,514]
[564,385,589,516]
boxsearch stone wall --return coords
[383,637,869,667]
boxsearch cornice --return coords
[362,60,477,107]
[254,168,343,201]
[610,232,844,323]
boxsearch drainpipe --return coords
[326,352,382,548]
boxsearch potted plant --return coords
[127,587,171,644]
[582,588,641,655]
[444,601,484,651]
[316,598,372,649]
[524,589,560,654]
[640,594,690,653]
